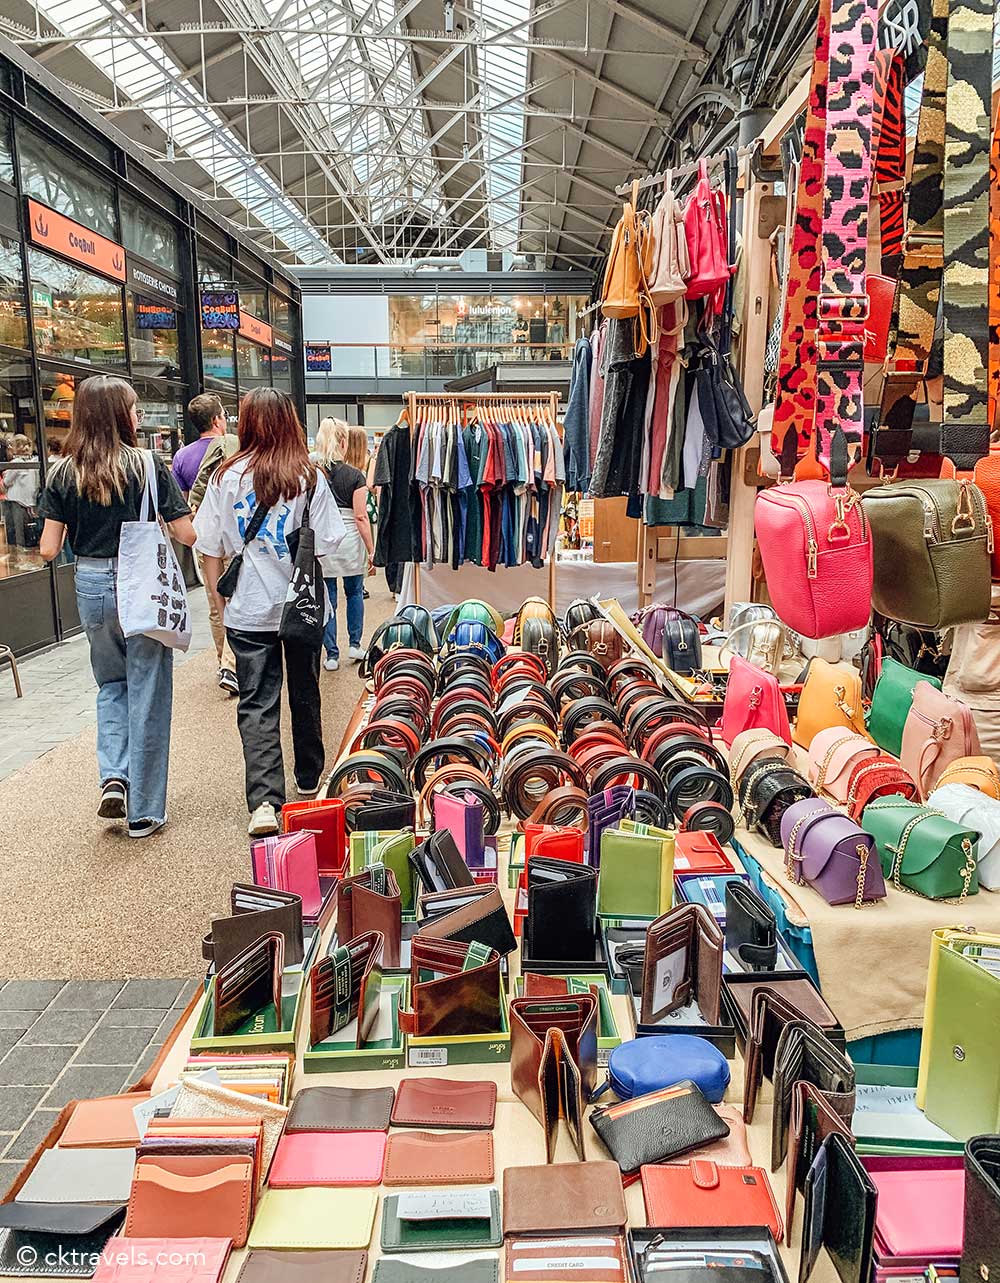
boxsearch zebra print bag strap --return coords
[871,47,906,278]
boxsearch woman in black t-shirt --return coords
[38,375,196,838]
[314,418,374,670]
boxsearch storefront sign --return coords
[31,286,52,310]
[136,297,177,330]
[127,257,179,303]
[273,332,293,355]
[305,343,332,372]
[200,289,240,330]
[238,310,273,348]
[27,199,126,282]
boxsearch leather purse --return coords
[524,856,597,963]
[936,755,1000,798]
[770,1020,856,1170]
[794,657,867,750]
[309,930,384,1048]
[844,753,917,820]
[597,825,674,918]
[929,783,1000,890]
[901,681,982,798]
[354,829,416,911]
[587,786,634,865]
[674,830,736,875]
[250,831,321,918]
[785,1079,855,1244]
[738,758,814,846]
[640,903,724,1025]
[863,797,980,900]
[391,1077,497,1130]
[729,729,793,785]
[502,1160,627,1235]
[868,656,942,758]
[417,884,516,957]
[798,1134,875,1283]
[205,885,303,972]
[755,479,873,640]
[336,864,402,967]
[432,791,485,866]
[349,789,415,833]
[567,619,624,671]
[807,728,879,802]
[509,992,598,1161]
[397,937,501,1038]
[213,932,283,1037]
[635,605,703,673]
[723,615,787,675]
[720,655,792,748]
[869,1158,965,1258]
[724,882,777,970]
[589,1080,729,1176]
[383,1131,493,1186]
[523,823,585,863]
[780,798,886,907]
[862,478,993,629]
[963,1135,1000,1283]
[408,830,476,896]
[125,1151,255,1246]
[640,1159,783,1238]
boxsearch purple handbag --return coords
[779,797,886,908]
[586,785,635,867]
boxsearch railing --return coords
[306,340,575,382]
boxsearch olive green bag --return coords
[867,656,941,759]
[862,798,979,901]
[861,479,992,629]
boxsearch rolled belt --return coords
[500,747,588,821]
[326,751,409,798]
[520,784,589,828]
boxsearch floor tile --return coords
[0,1086,46,1131]
[0,1045,76,1087]
[48,982,125,1011]
[5,1108,61,1159]
[77,1026,154,1067]
[0,1032,21,1057]
[0,983,64,1011]
[111,980,186,1009]
[97,1007,168,1030]
[0,1013,35,1032]
[0,1161,22,1198]
[20,1009,99,1045]
[43,1065,131,1109]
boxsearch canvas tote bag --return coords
[117,449,191,651]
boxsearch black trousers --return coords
[227,629,324,811]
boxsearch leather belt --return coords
[632,788,671,829]
[561,697,622,744]
[437,652,492,689]
[556,651,607,680]
[616,679,664,721]
[498,699,559,739]
[680,800,736,844]
[493,652,548,687]
[607,656,659,695]
[350,717,422,758]
[410,737,495,793]
[501,747,588,820]
[326,751,409,798]
[374,650,435,691]
[641,720,714,769]
[627,698,710,751]
[370,696,431,736]
[521,785,589,828]
[500,721,558,759]
[590,754,665,799]
[665,765,734,822]
[375,675,433,711]
[550,669,610,706]
[657,739,730,785]
[496,678,558,715]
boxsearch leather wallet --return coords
[166,1077,288,1182]
[285,1085,394,1133]
[770,1020,856,1169]
[351,789,415,833]
[383,1130,494,1185]
[0,1204,125,1278]
[309,929,384,1048]
[15,1145,137,1204]
[509,993,598,1162]
[398,937,502,1038]
[91,1236,231,1283]
[524,857,597,962]
[358,830,417,912]
[409,830,476,895]
[124,1152,255,1246]
[641,903,724,1026]
[205,885,304,971]
[251,831,321,917]
[663,1103,753,1168]
[597,824,674,918]
[336,864,402,967]
[588,784,634,866]
[724,882,777,972]
[374,1261,496,1283]
[501,1160,626,1235]
[505,1235,630,1283]
[870,1158,965,1257]
[785,1079,855,1243]
[963,1135,1000,1283]
[589,1080,729,1176]
[213,931,284,1037]
[523,823,585,862]
[673,830,736,874]
[237,1250,367,1283]
[738,979,842,1114]
[58,1092,150,1149]
[641,1159,782,1238]
[380,1187,502,1253]
[390,1077,497,1129]
[799,1134,875,1283]
[282,797,345,877]
[417,883,517,957]
[268,1130,386,1187]
[434,790,486,866]
[247,1187,378,1250]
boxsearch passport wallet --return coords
[213,931,284,1037]
[285,1085,394,1133]
[281,798,345,877]
[398,937,501,1038]
[336,864,402,967]
[509,993,598,1162]
[248,1187,378,1250]
[309,930,383,1048]
[641,902,723,1026]
[390,1077,497,1129]
[383,1130,494,1185]
[798,1134,875,1283]
[380,1187,502,1253]
[524,857,597,962]
[417,884,517,957]
[433,790,486,866]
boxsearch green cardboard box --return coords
[406,977,510,1068]
[191,968,305,1054]
[853,1063,963,1155]
[303,976,408,1073]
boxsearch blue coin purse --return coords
[594,1034,730,1103]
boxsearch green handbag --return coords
[862,798,979,901]
[867,656,942,758]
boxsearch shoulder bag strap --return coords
[990,103,1000,434]
[239,491,271,548]
[871,47,906,278]
[717,147,739,358]
[139,449,158,522]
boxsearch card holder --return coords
[0,1204,126,1280]
[589,1081,729,1176]
[383,1131,494,1185]
[309,930,384,1048]
[380,1188,502,1254]
[641,903,723,1026]
[785,1080,855,1243]
[206,885,304,971]
[505,1235,629,1283]
[214,932,284,1037]
[124,1154,255,1247]
[409,830,476,896]
[390,1077,497,1129]
[285,1086,395,1133]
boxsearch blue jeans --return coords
[75,560,173,824]
[323,575,364,659]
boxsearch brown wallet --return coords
[641,903,723,1025]
[309,930,384,1048]
[390,1077,497,1129]
[784,1079,855,1243]
[501,1160,626,1235]
[124,1152,255,1247]
[336,865,402,968]
[214,932,284,1037]
[509,993,598,1163]
[741,984,841,1122]
[383,1131,494,1186]
[397,937,501,1038]
[236,1250,367,1283]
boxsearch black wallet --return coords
[799,1133,875,1283]
[589,1079,729,1175]
[963,1135,1000,1283]
[348,789,416,833]
[417,884,517,957]
[725,882,777,972]
[0,1203,126,1278]
[204,884,304,971]
[524,857,597,962]
[771,1020,855,1170]
[408,830,476,896]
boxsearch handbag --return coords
[683,159,730,309]
[794,657,867,750]
[601,180,655,352]
[647,171,690,311]
[844,754,917,821]
[755,480,873,639]
[860,614,949,701]
[567,619,624,672]
[216,498,268,599]
[721,619,787,676]
[780,798,886,907]
[738,758,814,846]
[594,1035,730,1103]
[862,798,979,901]
[868,656,942,758]
[929,784,1000,891]
[933,756,1000,800]
[807,728,879,802]
[117,450,192,651]
[729,729,793,787]
[634,605,702,673]
[278,489,324,648]
[861,479,993,629]
[900,681,981,800]
[973,452,1000,579]
[719,655,792,748]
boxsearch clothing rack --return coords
[403,389,563,609]
[614,143,752,197]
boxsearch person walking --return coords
[194,388,345,836]
[173,393,240,695]
[314,419,374,671]
[37,375,197,838]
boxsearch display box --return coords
[303,976,407,1074]
[627,985,737,1058]
[853,1064,963,1156]
[629,1227,791,1283]
[515,973,622,1067]
[519,932,608,978]
[602,921,649,995]
[674,872,751,923]
[406,977,510,1068]
[191,968,305,1054]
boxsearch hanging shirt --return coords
[373,423,420,566]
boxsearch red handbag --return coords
[973,452,1000,579]
[684,161,730,308]
[845,755,917,821]
[719,655,792,748]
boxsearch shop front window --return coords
[270,291,292,335]
[388,295,437,375]
[121,194,180,278]
[237,338,271,394]
[17,125,118,239]
[0,113,14,188]
[201,328,236,391]
[237,277,267,324]
[131,376,185,464]
[270,350,292,393]
[0,360,43,580]
[127,292,180,379]
[198,246,231,284]
[28,248,126,368]
[0,235,28,351]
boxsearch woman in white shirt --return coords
[195,388,345,835]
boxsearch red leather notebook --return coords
[640,1160,783,1239]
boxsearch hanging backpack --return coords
[601,180,656,352]
[647,172,691,310]
[513,597,561,676]
[684,159,730,308]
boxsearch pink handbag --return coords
[807,728,880,802]
[901,682,981,800]
[754,480,873,639]
[720,655,792,748]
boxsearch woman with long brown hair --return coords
[37,375,196,838]
[195,388,345,835]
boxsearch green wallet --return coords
[380,1187,502,1253]
[350,831,416,911]
[597,823,674,918]
[373,1261,498,1283]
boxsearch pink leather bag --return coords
[720,654,792,748]
[807,728,880,802]
[754,480,873,639]
[901,682,981,800]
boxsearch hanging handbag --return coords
[861,480,993,629]
[844,755,917,821]
[863,798,979,901]
[934,756,1000,800]
[279,488,325,648]
[973,453,1000,579]
[647,171,690,311]
[868,656,942,759]
[900,682,981,800]
[806,729,879,803]
[683,159,730,310]
[601,180,656,352]
[719,655,792,749]
[780,798,886,907]
[928,784,1000,890]
[793,658,867,750]
[721,620,787,677]
[634,605,702,674]
[738,759,814,847]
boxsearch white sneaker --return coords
[323,655,340,671]
[248,802,279,836]
[348,645,366,662]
